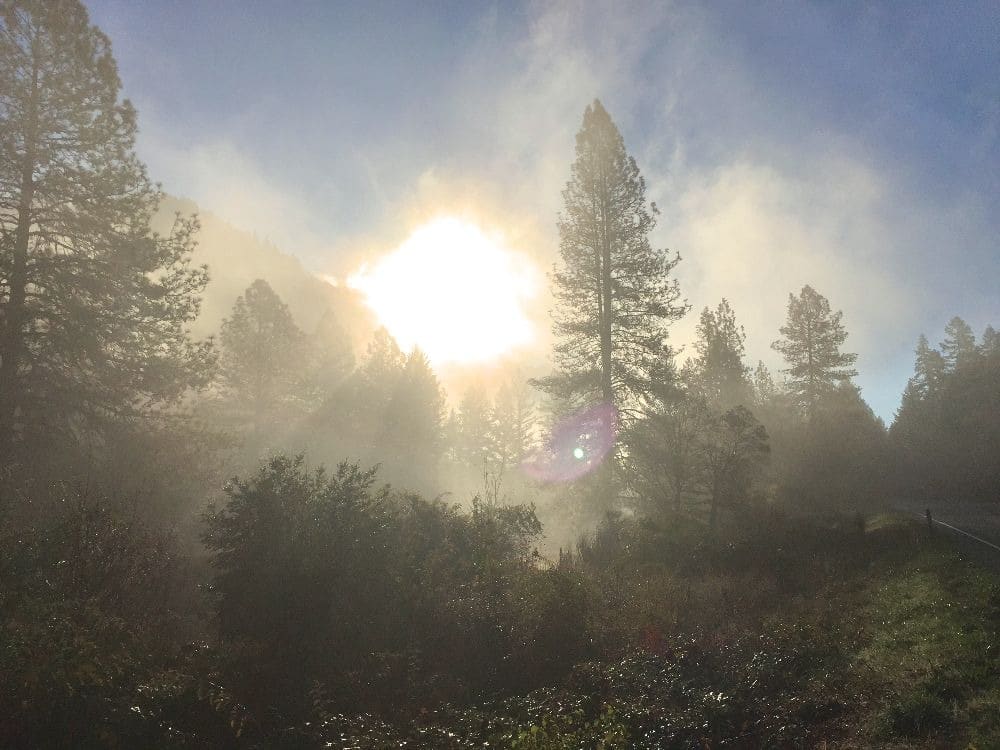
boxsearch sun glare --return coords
[348,217,539,365]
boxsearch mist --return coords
[2,1,999,747]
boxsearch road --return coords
[890,497,1000,571]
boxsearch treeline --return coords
[892,319,1000,503]
[201,276,537,501]
[2,2,999,748]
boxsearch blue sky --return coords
[86,0,999,420]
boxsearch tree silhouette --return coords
[940,316,976,371]
[308,309,355,398]
[218,279,304,436]
[690,299,751,409]
[772,285,857,417]
[625,393,708,516]
[378,348,445,493]
[534,99,685,422]
[892,320,999,503]
[0,0,210,455]
[491,378,535,474]
[699,405,769,531]
[911,334,947,399]
[455,385,495,472]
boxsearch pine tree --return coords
[534,99,686,421]
[491,378,535,473]
[771,285,857,415]
[455,385,495,471]
[308,309,355,398]
[218,279,304,435]
[751,361,778,409]
[379,348,445,493]
[357,328,405,393]
[690,299,751,408]
[0,0,211,453]
[911,334,947,399]
[981,325,1000,357]
[940,316,977,371]
[698,406,769,531]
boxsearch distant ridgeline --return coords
[153,196,375,353]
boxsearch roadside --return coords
[889,498,1000,574]
[848,529,1000,748]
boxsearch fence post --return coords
[926,509,934,535]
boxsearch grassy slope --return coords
[851,519,1000,748]
[400,514,1000,749]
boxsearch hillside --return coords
[153,196,376,349]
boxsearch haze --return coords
[88,0,999,420]
[3,2,999,747]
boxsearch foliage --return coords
[533,99,685,422]
[0,0,212,456]
[491,376,536,472]
[698,405,770,529]
[624,394,707,517]
[772,285,857,415]
[0,481,239,749]
[217,278,306,435]
[5,7,999,749]
[892,317,1000,503]
[690,298,751,408]
[378,347,446,493]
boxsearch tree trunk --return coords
[599,218,614,405]
[0,56,39,454]
[709,476,720,533]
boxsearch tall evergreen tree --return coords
[0,0,210,454]
[455,385,495,472]
[690,299,751,408]
[491,378,535,473]
[910,334,947,399]
[218,279,305,436]
[534,99,686,421]
[771,285,857,415]
[940,316,976,371]
[981,325,1000,357]
[378,348,445,493]
[751,361,778,409]
[892,318,1000,504]
[355,327,406,410]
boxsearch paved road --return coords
[890,497,1000,571]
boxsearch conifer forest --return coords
[1,2,998,748]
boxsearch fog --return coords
[3,1,999,747]
[113,0,998,421]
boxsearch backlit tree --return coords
[0,0,210,455]
[534,99,685,422]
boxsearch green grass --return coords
[855,539,1000,747]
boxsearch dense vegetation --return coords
[2,2,998,748]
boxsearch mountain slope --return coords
[154,196,375,348]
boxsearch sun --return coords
[348,217,540,365]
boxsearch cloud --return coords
[666,157,912,364]
[136,128,334,265]
[432,0,995,417]
[125,0,997,419]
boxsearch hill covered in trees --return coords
[152,196,376,350]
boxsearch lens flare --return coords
[522,402,618,483]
